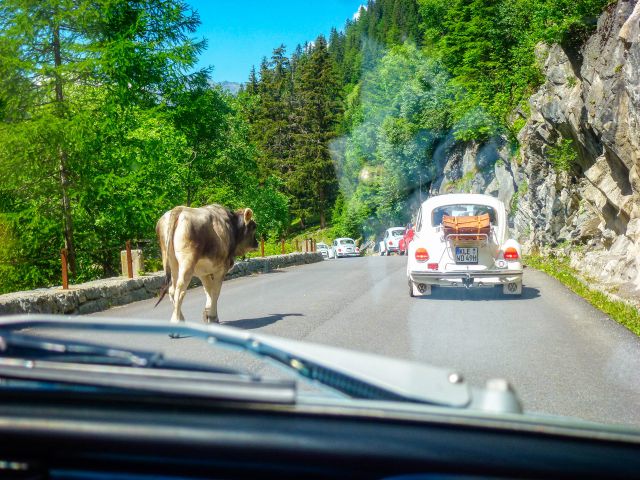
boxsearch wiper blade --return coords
[0,331,242,375]
[0,327,296,404]
[0,332,161,367]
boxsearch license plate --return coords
[455,247,478,264]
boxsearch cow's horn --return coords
[244,208,253,223]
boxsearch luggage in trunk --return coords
[442,213,491,241]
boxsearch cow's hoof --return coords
[203,309,219,324]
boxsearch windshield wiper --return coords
[0,329,296,404]
[0,315,522,413]
[0,332,162,367]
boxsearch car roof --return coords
[421,193,505,212]
[387,227,405,231]
[335,237,354,241]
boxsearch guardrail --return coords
[0,252,323,316]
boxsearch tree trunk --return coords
[53,23,77,276]
[319,189,326,228]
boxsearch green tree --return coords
[0,0,206,290]
[291,35,343,228]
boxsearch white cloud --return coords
[352,4,367,21]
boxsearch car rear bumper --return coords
[409,269,522,287]
[337,252,360,257]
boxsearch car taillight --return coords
[338,248,342,252]
[504,247,519,260]
[415,248,429,262]
[389,241,393,246]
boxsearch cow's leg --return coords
[171,261,194,323]
[200,269,224,324]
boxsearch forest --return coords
[0,0,608,293]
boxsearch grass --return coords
[525,255,640,336]
[547,137,577,172]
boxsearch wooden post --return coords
[60,248,68,290]
[126,240,133,279]
[295,239,299,251]
[281,238,285,254]
[261,237,265,257]
[305,238,309,253]
[313,239,316,252]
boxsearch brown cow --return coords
[155,204,258,323]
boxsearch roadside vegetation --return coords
[0,0,609,293]
[526,255,640,336]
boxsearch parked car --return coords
[398,225,415,255]
[379,227,405,256]
[316,242,330,258]
[407,193,523,296]
[332,238,360,258]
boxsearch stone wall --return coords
[0,252,323,316]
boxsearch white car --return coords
[316,242,330,259]
[332,238,360,258]
[379,227,405,256]
[407,193,523,296]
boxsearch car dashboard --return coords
[1,389,639,480]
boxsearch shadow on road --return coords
[223,312,304,330]
[415,286,541,301]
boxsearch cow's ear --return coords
[243,208,253,224]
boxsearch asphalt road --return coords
[29,255,640,427]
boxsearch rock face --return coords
[433,0,640,298]
[428,135,521,215]
[514,0,640,293]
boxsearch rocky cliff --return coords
[430,0,640,303]
[516,0,640,299]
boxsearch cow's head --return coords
[234,208,259,256]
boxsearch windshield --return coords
[1,0,639,436]
[432,204,497,227]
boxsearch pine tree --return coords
[291,35,342,228]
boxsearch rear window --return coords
[339,239,354,245]
[431,204,497,227]
[391,230,404,237]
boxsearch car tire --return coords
[409,280,414,297]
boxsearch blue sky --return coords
[188,1,365,84]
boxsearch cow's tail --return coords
[154,207,182,308]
